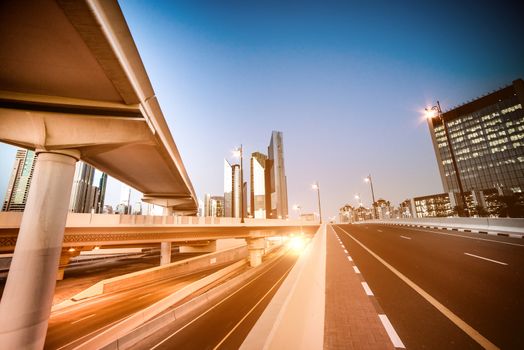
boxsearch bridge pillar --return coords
[160,242,172,265]
[247,238,266,267]
[0,150,78,349]
[56,248,80,280]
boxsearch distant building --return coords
[224,159,233,217]
[428,79,524,200]
[204,193,211,217]
[210,196,225,217]
[250,152,268,219]
[266,131,289,219]
[2,149,36,212]
[69,162,98,213]
[232,164,241,218]
[223,160,242,218]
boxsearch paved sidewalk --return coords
[324,225,395,350]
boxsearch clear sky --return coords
[0,0,523,218]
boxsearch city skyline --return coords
[1,1,523,218]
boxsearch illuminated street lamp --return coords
[233,145,245,223]
[425,101,468,217]
[312,182,322,224]
[354,194,363,207]
[364,174,377,219]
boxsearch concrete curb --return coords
[381,222,524,239]
[355,220,524,239]
[74,259,247,350]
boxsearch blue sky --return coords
[1,0,522,218]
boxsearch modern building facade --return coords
[266,131,289,219]
[428,79,524,198]
[223,159,242,218]
[2,149,36,212]
[69,162,98,213]
[250,152,268,218]
[211,196,225,217]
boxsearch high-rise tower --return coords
[2,149,36,212]
[266,131,288,219]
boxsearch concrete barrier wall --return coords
[77,260,248,350]
[241,225,326,349]
[71,245,248,301]
[359,217,524,234]
[0,211,317,228]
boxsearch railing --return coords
[0,212,317,228]
[354,217,524,234]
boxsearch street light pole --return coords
[365,174,377,219]
[312,182,322,224]
[426,101,469,217]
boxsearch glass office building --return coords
[428,79,524,196]
[2,149,36,212]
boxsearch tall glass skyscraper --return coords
[2,149,36,211]
[267,131,289,219]
[428,79,524,195]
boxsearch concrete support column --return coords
[160,242,172,266]
[0,150,78,349]
[56,248,80,280]
[247,237,266,267]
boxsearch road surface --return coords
[333,223,524,349]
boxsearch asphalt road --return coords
[45,262,233,350]
[130,252,298,350]
[333,223,524,350]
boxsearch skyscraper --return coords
[266,131,289,219]
[69,162,101,213]
[224,159,233,217]
[2,149,36,212]
[428,79,524,196]
[232,164,241,218]
[250,152,268,218]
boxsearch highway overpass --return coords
[0,0,197,347]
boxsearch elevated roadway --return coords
[0,0,201,347]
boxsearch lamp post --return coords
[355,194,363,221]
[293,204,303,234]
[425,101,468,217]
[364,174,377,219]
[312,182,322,224]
[233,145,245,223]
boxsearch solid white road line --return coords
[464,253,508,266]
[400,236,411,240]
[71,313,96,324]
[212,264,294,350]
[361,282,374,296]
[335,225,500,350]
[379,314,405,349]
[353,266,360,274]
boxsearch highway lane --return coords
[333,224,524,349]
[45,262,237,350]
[130,252,298,350]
